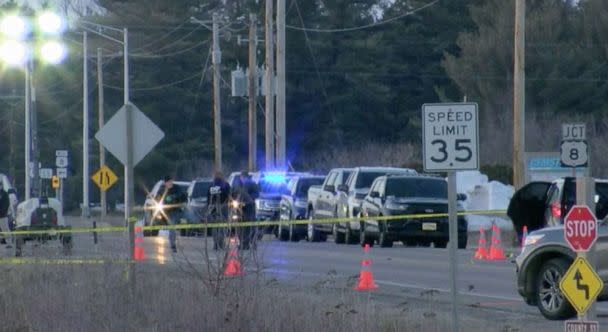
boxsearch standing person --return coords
[232,171,259,249]
[0,182,11,248]
[207,171,231,249]
[161,176,187,253]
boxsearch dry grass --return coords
[0,259,532,332]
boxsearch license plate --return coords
[422,222,437,231]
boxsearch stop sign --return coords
[564,205,598,252]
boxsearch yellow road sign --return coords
[560,256,604,315]
[92,165,118,192]
[51,176,59,189]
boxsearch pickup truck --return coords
[306,168,353,242]
[334,167,417,244]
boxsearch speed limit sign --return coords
[561,140,588,167]
[422,103,479,172]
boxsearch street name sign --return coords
[422,103,479,172]
[564,320,598,332]
[39,168,53,179]
[560,256,603,315]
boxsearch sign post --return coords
[561,205,602,330]
[423,102,479,332]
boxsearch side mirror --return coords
[324,185,335,193]
[457,193,467,201]
[370,191,380,199]
[337,184,348,193]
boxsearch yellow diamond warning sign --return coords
[92,165,118,192]
[559,256,604,315]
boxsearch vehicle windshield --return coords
[386,178,447,199]
[296,178,324,198]
[191,181,212,199]
[354,172,388,189]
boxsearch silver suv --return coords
[516,224,608,320]
[510,177,608,320]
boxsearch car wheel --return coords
[333,224,345,244]
[288,223,299,242]
[359,222,374,247]
[307,216,320,242]
[434,240,448,248]
[378,222,393,248]
[278,223,289,242]
[536,258,576,320]
[344,223,357,244]
[458,236,467,249]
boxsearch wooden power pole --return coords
[513,0,525,189]
[265,0,275,170]
[213,13,223,172]
[276,0,286,170]
[248,14,258,172]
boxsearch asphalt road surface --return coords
[3,216,608,331]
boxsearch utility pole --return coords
[276,0,286,170]
[97,47,106,218]
[248,14,258,172]
[30,60,39,197]
[513,0,525,189]
[83,31,90,218]
[265,0,275,170]
[24,61,31,200]
[212,13,223,172]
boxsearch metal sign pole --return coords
[448,171,459,332]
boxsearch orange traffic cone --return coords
[355,244,378,291]
[474,227,488,260]
[488,223,506,261]
[134,225,145,261]
[521,225,528,249]
[224,238,244,277]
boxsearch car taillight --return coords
[52,214,57,225]
[31,213,37,225]
[551,203,561,218]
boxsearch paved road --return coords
[4,216,608,330]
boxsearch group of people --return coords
[158,171,260,252]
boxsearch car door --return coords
[317,172,337,218]
[365,179,384,232]
[507,181,550,235]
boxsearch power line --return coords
[131,39,211,58]
[286,0,439,33]
[103,72,203,92]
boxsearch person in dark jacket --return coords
[160,176,187,252]
[207,172,231,249]
[230,171,260,249]
[0,182,11,247]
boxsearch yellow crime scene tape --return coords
[0,210,508,236]
[0,258,131,265]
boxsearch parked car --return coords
[508,177,608,242]
[182,178,214,236]
[359,174,467,248]
[278,175,325,241]
[307,168,353,242]
[143,179,190,236]
[334,167,417,244]
[509,176,608,319]
[255,172,309,223]
[516,224,608,320]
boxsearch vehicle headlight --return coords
[386,202,408,211]
[153,201,164,214]
[294,200,307,208]
[524,234,545,246]
[230,200,240,209]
